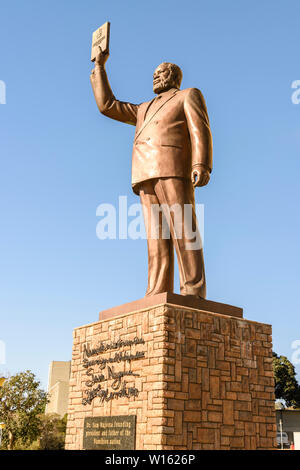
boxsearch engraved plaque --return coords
[91,21,110,62]
[83,415,136,450]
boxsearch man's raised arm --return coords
[90,48,138,126]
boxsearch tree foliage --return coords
[31,413,67,450]
[0,370,48,450]
[273,352,300,408]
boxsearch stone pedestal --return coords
[65,294,276,450]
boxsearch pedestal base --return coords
[65,296,276,450]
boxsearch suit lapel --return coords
[135,90,178,142]
[142,98,155,122]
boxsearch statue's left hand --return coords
[191,166,210,187]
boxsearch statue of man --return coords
[90,50,213,299]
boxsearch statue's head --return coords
[153,62,183,94]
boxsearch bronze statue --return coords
[90,49,213,299]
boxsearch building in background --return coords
[276,409,300,449]
[46,361,71,417]
[0,377,6,447]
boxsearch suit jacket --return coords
[94,66,213,194]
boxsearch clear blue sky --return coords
[1,0,300,389]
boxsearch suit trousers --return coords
[138,177,206,298]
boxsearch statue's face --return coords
[153,64,173,94]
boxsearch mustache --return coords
[153,77,170,88]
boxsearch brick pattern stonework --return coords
[65,304,276,450]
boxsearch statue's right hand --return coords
[95,46,109,66]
